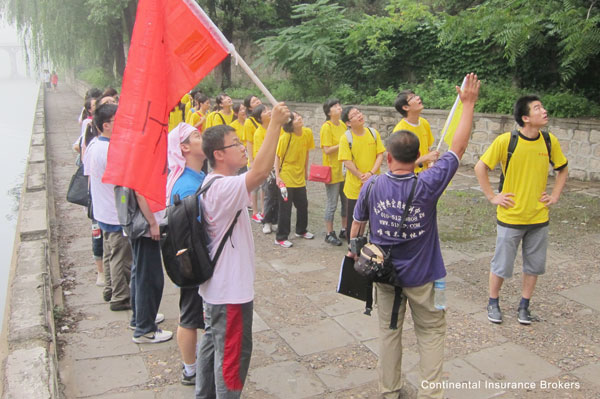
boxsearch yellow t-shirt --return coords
[338,127,386,199]
[319,120,346,184]
[277,128,315,188]
[393,117,434,173]
[209,111,234,127]
[479,131,568,226]
[187,111,206,131]
[253,125,267,159]
[243,117,259,144]
[230,119,244,142]
[184,101,192,123]
[168,108,184,132]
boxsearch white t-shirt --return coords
[199,173,254,304]
[83,136,119,226]
[74,117,92,149]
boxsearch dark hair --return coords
[202,125,236,168]
[84,121,100,146]
[94,103,118,133]
[213,93,230,111]
[282,112,297,133]
[103,87,118,97]
[85,88,102,101]
[386,130,420,163]
[394,90,415,117]
[232,103,244,122]
[341,106,357,124]
[243,94,258,111]
[251,104,267,124]
[323,98,340,120]
[514,95,541,127]
[194,93,209,108]
[84,97,95,113]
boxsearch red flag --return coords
[103,0,229,211]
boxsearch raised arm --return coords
[450,73,480,160]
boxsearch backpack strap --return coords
[278,133,293,173]
[541,130,554,167]
[249,117,258,128]
[498,129,519,192]
[344,129,353,150]
[216,112,226,125]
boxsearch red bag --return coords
[308,164,332,183]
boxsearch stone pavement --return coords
[47,86,600,398]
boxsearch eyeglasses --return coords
[406,94,419,103]
[216,140,244,150]
[348,110,362,120]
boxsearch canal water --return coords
[0,23,39,326]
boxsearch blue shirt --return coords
[354,151,459,287]
[170,167,206,204]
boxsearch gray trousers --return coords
[102,230,132,304]
[195,301,253,399]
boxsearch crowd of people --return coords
[70,72,568,398]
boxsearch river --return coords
[0,24,39,326]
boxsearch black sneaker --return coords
[339,229,347,239]
[181,367,196,386]
[325,232,342,246]
[517,307,532,325]
[487,303,503,324]
[103,289,112,302]
[110,300,131,311]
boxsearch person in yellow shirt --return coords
[187,93,210,131]
[338,106,385,242]
[274,112,315,248]
[243,94,263,220]
[475,95,568,325]
[393,90,439,173]
[251,104,272,224]
[230,103,247,174]
[320,99,347,246]
[206,93,234,128]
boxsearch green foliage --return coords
[78,67,120,90]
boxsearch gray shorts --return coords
[490,224,548,279]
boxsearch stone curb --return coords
[2,85,59,399]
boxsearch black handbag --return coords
[66,165,90,207]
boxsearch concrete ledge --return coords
[7,273,51,348]
[26,163,46,192]
[2,84,58,399]
[3,347,57,399]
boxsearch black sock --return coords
[489,297,499,306]
[519,297,530,309]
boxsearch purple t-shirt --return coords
[353,151,459,287]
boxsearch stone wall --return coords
[2,86,59,398]
[284,102,600,181]
[63,75,600,181]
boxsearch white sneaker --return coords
[295,231,315,239]
[128,313,166,330]
[275,239,293,248]
[262,223,272,234]
[132,328,173,344]
[95,272,105,287]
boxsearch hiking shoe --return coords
[518,307,532,325]
[339,229,347,239]
[251,213,263,223]
[129,313,166,330]
[181,369,196,386]
[295,231,314,239]
[95,272,105,287]
[262,223,272,234]
[275,239,293,248]
[110,300,131,311]
[325,232,342,246]
[487,304,503,324]
[132,328,173,344]
[103,289,112,302]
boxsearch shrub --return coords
[78,67,119,90]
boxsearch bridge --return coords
[0,44,28,79]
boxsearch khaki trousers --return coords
[102,231,132,304]
[376,282,446,399]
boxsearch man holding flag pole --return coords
[100,0,289,395]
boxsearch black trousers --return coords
[262,178,279,224]
[276,186,308,241]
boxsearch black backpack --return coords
[160,177,241,288]
[498,129,553,192]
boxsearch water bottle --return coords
[279,182,288,202]
[92,223,102,239]
[434,278,446,310]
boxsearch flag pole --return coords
[436,76,467,151]
[185,0,278,106]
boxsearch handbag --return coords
[308,164,332,183]
[66,164,90,207]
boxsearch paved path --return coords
[48,86,600,398]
